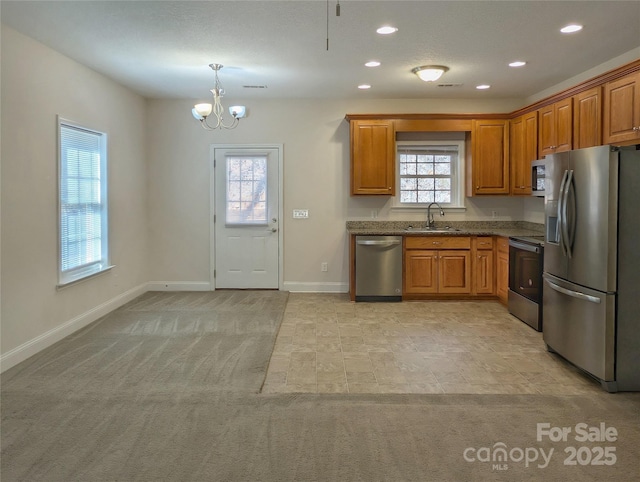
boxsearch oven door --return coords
[509,240,543,303]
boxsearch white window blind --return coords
[58,119,109,285]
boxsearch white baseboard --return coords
[146,281,212,291]
[283,281,349,293]
[0,283,148,373]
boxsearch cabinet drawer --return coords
[497,236,509,253]
[406,236,471,250]
[475,237,494,250]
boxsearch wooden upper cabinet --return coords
[603,71,640,145]
[350,119,395,195]
[538,98,573,157]
[469,119,510,195]
[573,86,602,149]
[509,111,537,195]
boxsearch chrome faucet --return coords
[427,202,445,228]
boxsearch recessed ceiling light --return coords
[509,61,527,67]
[358,84,372,90]
[560,24,583,33]
[476,84,491,90]
[365,61,381,67]
[376,26,398,35]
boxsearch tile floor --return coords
[262,293,602,395]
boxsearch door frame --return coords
[209,144,284,290]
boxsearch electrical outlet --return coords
[321,262,328,272]
[492,210,498,218]
[293,209,309,219]
[371,210,378,219]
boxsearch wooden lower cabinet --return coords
[405,249,470,295]
[473,236,495,295]
[496,236,510,305]
[404,250,439,294]
[404,236,490,298]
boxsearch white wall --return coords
[1,27,149,364]
[146,97,525,292]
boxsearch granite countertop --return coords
[346,220,544,239]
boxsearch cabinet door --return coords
[404,250,438,294]
[538,105,555,157]
[554,98,573,153]
[603,72,640,145]
[471,119,509,195]
[509,116,524,193]
[496,250,509,305]
[473,236,494,295]
[438,250,471,294]
[350,120,395,195]
[573,86,602,149]
[510,112,536,195]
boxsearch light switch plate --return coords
[293,209,309,219]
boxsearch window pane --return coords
[226,155,268,224]
[434,163,451,175]
[401,190,417,203]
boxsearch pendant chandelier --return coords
[192,64,246,130]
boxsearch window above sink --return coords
[392,134,466,211]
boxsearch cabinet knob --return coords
[633,126,640,131]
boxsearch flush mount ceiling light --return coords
[358,84,372,90]
[509,61,527,67]
[560,24,583,33]
[192,64,246,130]
[412,65,449,82]
[476,84,491,90]
[365,60,381,67]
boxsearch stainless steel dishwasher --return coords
[355,236,403,302]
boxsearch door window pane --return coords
[226,156,268,224]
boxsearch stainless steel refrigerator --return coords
[542,145,640,392]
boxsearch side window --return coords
[58,118,109,285]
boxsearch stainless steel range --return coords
[508,235,544,331]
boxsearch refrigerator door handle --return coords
[544,278,602,304]
[557,169,569,253]
[561,170,575,258]
[566,171,577,258]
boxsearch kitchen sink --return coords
[404,227,461,233]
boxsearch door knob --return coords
[268,228,277,232]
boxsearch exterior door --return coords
[213,146,280,288]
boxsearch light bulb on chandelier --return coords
[192,64,246,130]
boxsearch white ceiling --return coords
[2,1,640,101]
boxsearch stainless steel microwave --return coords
[531,159,546,197]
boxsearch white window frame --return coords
[392,140,466,210]
[57,117,111,286]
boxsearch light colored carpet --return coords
[2,291,640,481]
